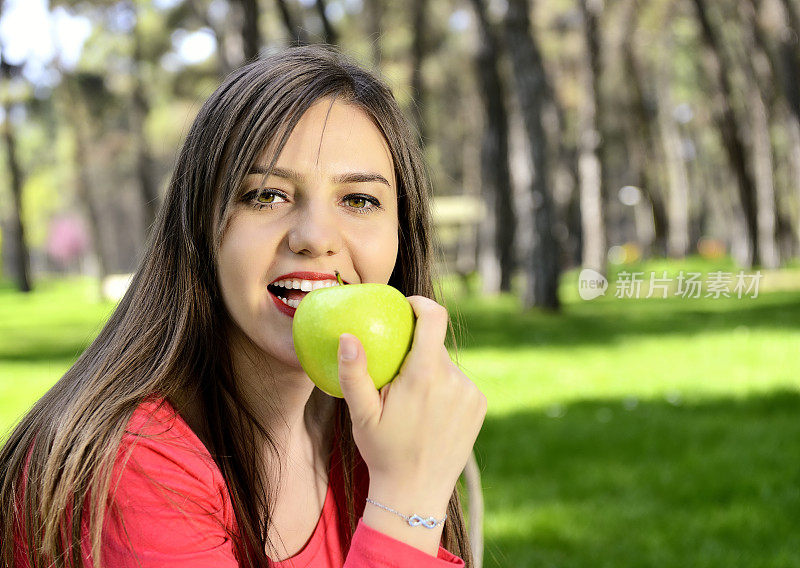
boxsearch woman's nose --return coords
[287,202,342,257]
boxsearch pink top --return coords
[14,396,464,567]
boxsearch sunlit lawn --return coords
[2,259,799,567]
[0,278,115,435]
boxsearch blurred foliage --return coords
[1,0,799,283]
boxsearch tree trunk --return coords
[747,83,779,267]
[778,0,800,60]
[502,0,560,310]
[560,145,583,268]
[363,0,383,69]
[469,0,516,294]
[576,0,606,273]
[458,91,482,286]
[747,0,800,260]
[776,0,800,125]
[314,0,338,45]
[1,59,32,292]
[410,0,428,145]
[73,122,110,291]
[62,77,110,294]
[655,38,691,258]
[620,0,668,257]
[131,15,160,238]
[740,1,779,267]
[788,110,800,255]
[691,0,761,267]
[275,0,309,46]
[236,0,261,61]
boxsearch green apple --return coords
[292,271,416,398]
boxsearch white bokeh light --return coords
[0,0,91,84]
[618,185,642,207]
[0,0,53,65]
[171,27,217,65]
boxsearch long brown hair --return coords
[0,44,472,567]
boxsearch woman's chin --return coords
[265,342,304,370]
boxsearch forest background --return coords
[2,0,800,566]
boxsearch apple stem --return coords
[335,270,344,285]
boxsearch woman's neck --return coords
[171,374,337,479]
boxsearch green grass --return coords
[2,260,800,567]
[0,277,115,435]
[438,258,800,567]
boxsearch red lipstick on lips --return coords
[271,271,350,284]
[267,271,349,317]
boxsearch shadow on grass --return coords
[449,290,800,350]
[475,390,800,568]
[0,325,103,363]
[6,290,799,365]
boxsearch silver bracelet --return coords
[365,497,447,529]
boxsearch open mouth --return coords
[267,284,308,309]
[267,277,346,311]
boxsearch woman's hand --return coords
[337,295,487,506]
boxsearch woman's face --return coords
[217,97,399,371]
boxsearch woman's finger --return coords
[400,296,449,375]
[338,333,381,428]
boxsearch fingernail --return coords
[339,335,357,361]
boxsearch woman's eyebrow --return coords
[333,171,392,187]
[247,165,392,188]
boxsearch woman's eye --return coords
[243,189,381,214]
[245,189,287,209]
[344,194,381,214]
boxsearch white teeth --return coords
[271,278,342,291]
[276,296,301,309]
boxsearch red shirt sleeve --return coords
[343,518,465,567]
[99,399,239,567]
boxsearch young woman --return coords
[0,44,487,567]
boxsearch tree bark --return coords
[576,0,606,273]
[776,0,800,124]
[61,76,110,294]
[787,114,800,255]
[275,0,309,46]
[691,0,761,266]
[1,58,32,292]
[314,0,338,45]
[748,0,800,258]
[131,12,160,238]
[560,145,583,268]
[502,0,560,310]
[620,0,668,256]
[778,0,800,57]
[740,1,779,267]
[469,0,516,294]
[655,37,691,258]
[363,0,383,69]
[746,81,779,267]
[236,0,261,61]
[410,0,428,145]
